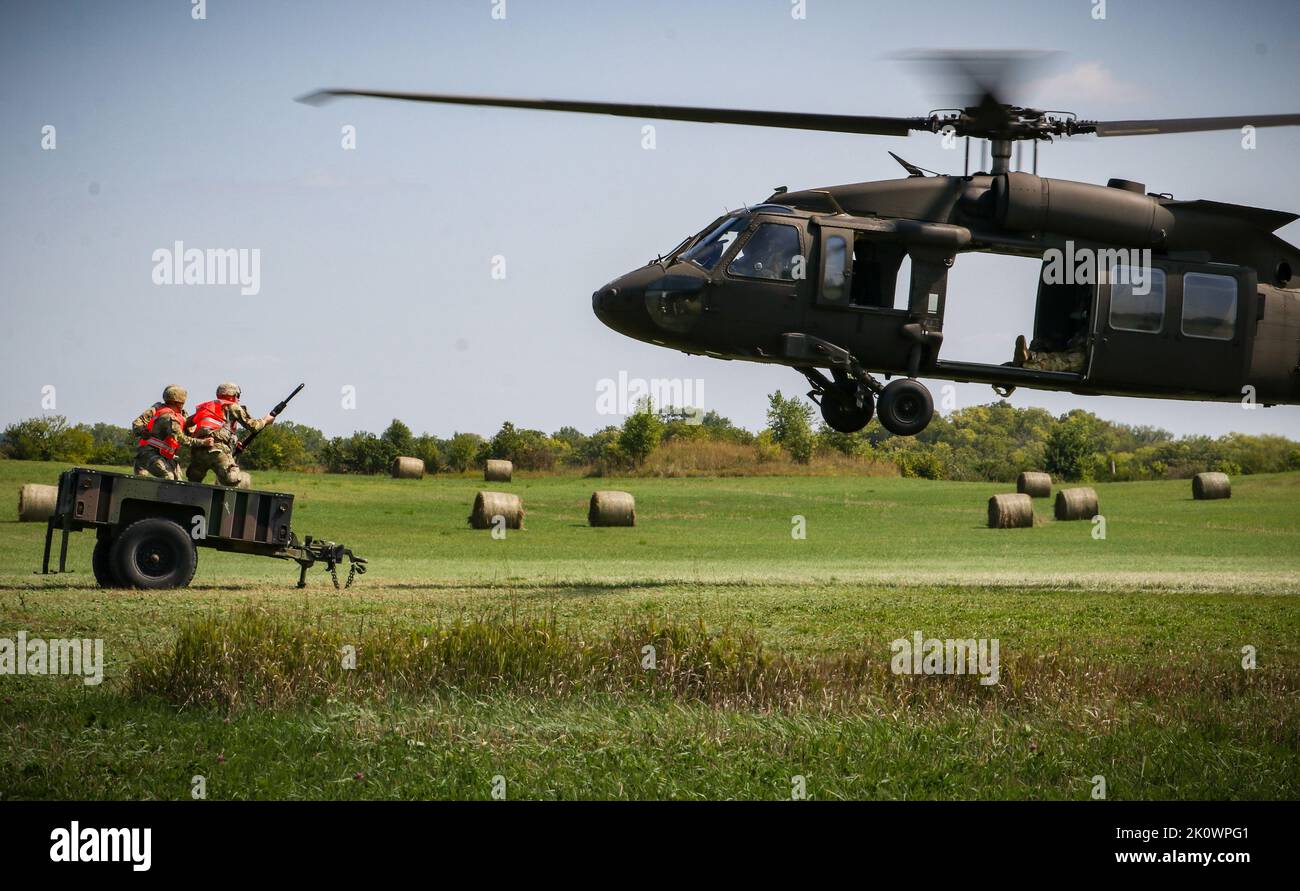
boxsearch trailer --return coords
[40,468,367,589]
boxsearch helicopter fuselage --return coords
[592,172,1300,410]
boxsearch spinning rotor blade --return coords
[1086,113,1300,137]
[893,49,1060,109]
[298,89,930,137]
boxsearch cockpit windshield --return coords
[680,214,749,270]
[673,205,796,269]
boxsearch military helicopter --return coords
[302,57,1300,436]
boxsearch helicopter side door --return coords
[807,223,947,374]
[1087,259,1255,396]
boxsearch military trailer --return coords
[39,468,366,590]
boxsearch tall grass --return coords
[127,610,1299,745]
[638,439,897,478]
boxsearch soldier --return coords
[131,386,214,481]
[1013,332,1087,373]
[184,382,274,488]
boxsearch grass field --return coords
[1,458,1298,800]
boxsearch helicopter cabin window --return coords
[727,223,801,281]
[822,236,849,302]
[1108,265,1166,334]
[849,238,908,309]
[1181,272,1238,340]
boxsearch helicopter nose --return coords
[591,266,661,341]
[593,265,707,342]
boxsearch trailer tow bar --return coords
[289,536,368,589]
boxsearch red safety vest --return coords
[138,405,183,459]
[189,397,237,434]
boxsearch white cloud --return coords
[1027,61,1150,107]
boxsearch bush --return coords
[240,422,320,471]
[893,443,952,480]
[83,423,134,466]
[481,421,560,471]
[321,431,396,475]
[1,416,93,463]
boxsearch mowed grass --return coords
[1,459,1297,799]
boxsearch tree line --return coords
[3,396,1298,483]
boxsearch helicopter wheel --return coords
[820,391,874,433]
[877,379,933,437]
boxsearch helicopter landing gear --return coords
[876,378,934,436]
[800,367,879,434]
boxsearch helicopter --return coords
[301,61,1300,437]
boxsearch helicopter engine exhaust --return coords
[989,172,1175,248]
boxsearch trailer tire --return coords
[92,535,119,588]
[109,518,198,590]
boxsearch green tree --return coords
[765,391,814,464]
[83,423,134,466]
[241,423,310,470]
[1,416,91,462]
[410,434,443,473]
[1044,411,1102,481]
[444,432,485,473]
[320,431,395,474]
[381,419,414,455]
[618,399,663,466]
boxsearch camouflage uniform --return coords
[1021,332,1087,374]
[185,390,267,489]
[1023,349,1086,373]
[131,401,207,481]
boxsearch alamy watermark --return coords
[890,631,1000,686]
[596,370,704,422]
[1,632,104,686]
[151,241,261,296]
[1041,241,1152,295]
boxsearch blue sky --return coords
[2,0,1299,438]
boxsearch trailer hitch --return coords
[289,535,368,589]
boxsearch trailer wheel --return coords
[92,535,119,588]
[109,518,198,589]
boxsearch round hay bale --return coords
[484,459,513,482]
[987,493,1034,529]
[1016,471,1053,498]
[589,490,636,527]
[468,491,523,529]
[1054,486,1099,521]
[391,456,424,480]
[18,484,57,523]
[1192,472,1231,500]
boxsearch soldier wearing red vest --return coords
[184,382,274,488]
[131,385,213,480]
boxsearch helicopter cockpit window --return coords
[1182,272,1238,340]
[727,223,801,281]
[681,215,748,271]
[1108,265,1166,334]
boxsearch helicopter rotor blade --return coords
[298,89,930,137]
[891,50,1060,110]
[1085,113,1300,137]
